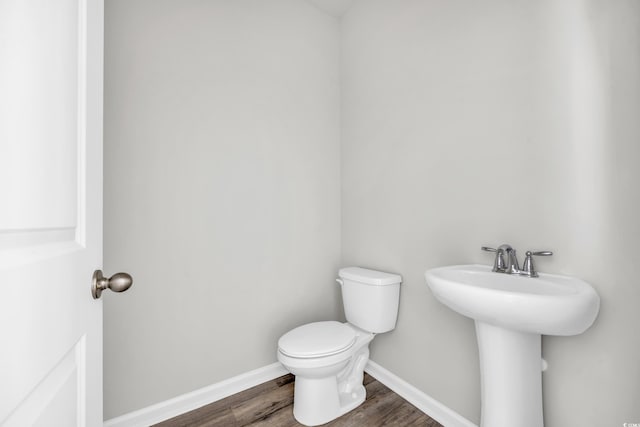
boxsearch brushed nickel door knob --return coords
[92,270,133,299]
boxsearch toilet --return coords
[277,267,402,426]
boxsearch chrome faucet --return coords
[482,245,553,277]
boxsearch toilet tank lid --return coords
[338,267,402,286]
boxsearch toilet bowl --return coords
[277,321,374,426]
[277,267,402,426]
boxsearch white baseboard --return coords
[103,362,288,427]
[103,359,475,427]
[365,360,477,427]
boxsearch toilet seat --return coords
[278,321,356,359]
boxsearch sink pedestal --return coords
[475,321,543,427]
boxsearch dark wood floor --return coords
[153,373,442,427]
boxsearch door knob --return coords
[92,270,133,299]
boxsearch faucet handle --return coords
[481,246,506,272]
[521,250,553,277]
[530,251,553,256]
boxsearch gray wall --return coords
[341,0,640,425]
[105,0,640,424]
[103,0,341,418]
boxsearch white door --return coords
[0,0,104,426]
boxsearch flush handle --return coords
[92,270,133,299]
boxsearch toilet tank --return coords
[338,267,402,333]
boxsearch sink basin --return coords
[425,264,600,427]
[425,264,599,335]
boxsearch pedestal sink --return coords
[424,264,599,427]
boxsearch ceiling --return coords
[306,0,355,17]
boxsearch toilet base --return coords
[338,384,366,415]
[293,377,366,426]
